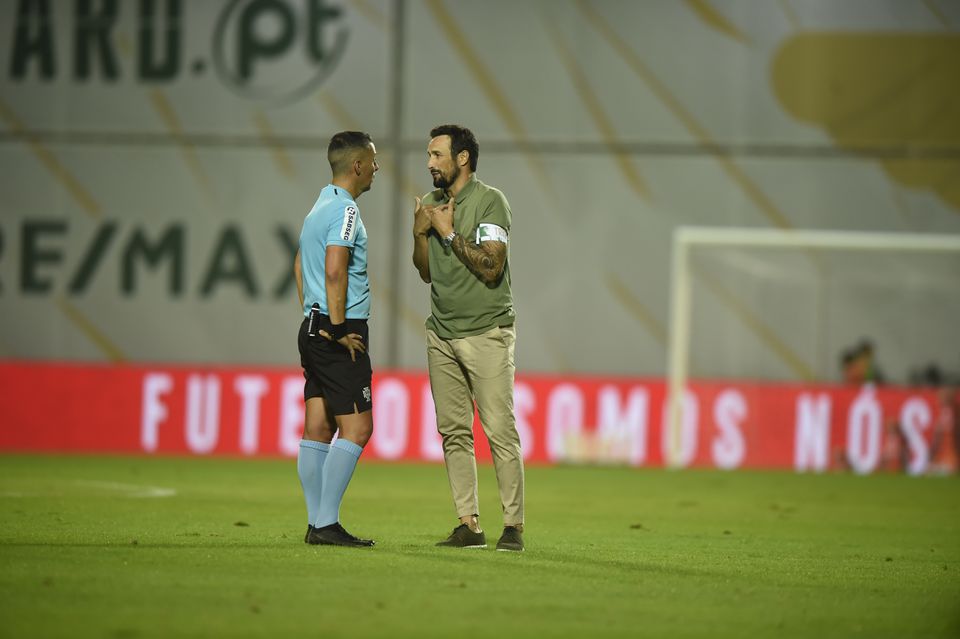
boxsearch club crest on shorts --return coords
[362,386,371,402]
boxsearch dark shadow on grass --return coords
[387,544,721,579]
[0,542,305,549]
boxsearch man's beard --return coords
[432,165,459,190]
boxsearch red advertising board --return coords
[0,361,956,474]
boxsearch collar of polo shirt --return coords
[450,174,478,205]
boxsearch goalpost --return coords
[665,226,960,468]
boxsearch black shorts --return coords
[297,315,373,415]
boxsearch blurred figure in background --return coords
[412,124,525,552]
[856,339,886,384]
[840,338,886,385]
[879,416,909,473]
[879,363,959,475]
[929,385,960,475]
[838,339,892,472]
[840,347,865,385]
[294,131,379,547]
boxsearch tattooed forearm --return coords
[451,236,507,284]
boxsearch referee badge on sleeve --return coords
[341,205,358,242]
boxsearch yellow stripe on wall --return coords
[253,111,297,180]
[605,273,667,345]
[545,21,651,200]
[0,98,102,219]
[577,2,822,380]
[577,1,793,230]
[317,90,362,131]
[684,0,752,44]
[922,0,951,27]
[693,264,816,380]
[423,0,556,201]
[148,90,217,207]
[777,0,801,30]
[56,297,127,363]
[349,0,388,30]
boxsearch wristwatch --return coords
[441,231,457,248]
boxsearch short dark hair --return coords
[328,131,373,175]
[430,124,478,171]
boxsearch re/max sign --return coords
[4,219,298,299]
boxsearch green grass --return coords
[1,455,958,639]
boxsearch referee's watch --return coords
[441,231,457,248]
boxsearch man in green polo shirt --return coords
[412,124,525,552]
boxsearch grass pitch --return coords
[1,455,958,639]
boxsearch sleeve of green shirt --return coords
[478,189,511,234]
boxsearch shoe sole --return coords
[307,533,373,547]
[310,539,371,547]
[496,547,524,552]
[436,543,487,549]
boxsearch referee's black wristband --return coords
[329,321,348,341]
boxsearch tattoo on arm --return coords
[451,236,507,284]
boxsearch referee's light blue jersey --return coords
[299,184,370,319]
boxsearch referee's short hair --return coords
[328,131,373,175]
[430,124,479,171]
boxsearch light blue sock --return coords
[297,440,330,526]
[314,439,364,528]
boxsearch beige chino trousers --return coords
[426,325,524,525]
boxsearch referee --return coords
[294,131,379,547]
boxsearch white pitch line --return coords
[73,480,177,498]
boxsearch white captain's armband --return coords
[475,223,509,244]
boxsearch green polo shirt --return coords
[423,174,516,339]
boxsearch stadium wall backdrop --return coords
[1,1,958,381]
[1,362,956,475]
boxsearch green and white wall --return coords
[1,0,958,382]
